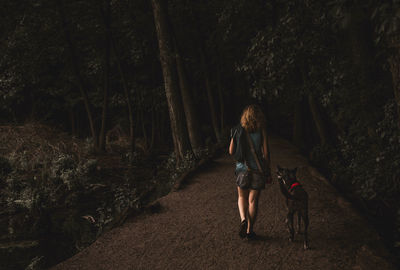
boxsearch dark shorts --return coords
[236,170,265,190]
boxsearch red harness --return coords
[289,182,301,192]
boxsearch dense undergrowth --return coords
[0,123,214,270]
[309,99,400,258]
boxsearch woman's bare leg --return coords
[237,187,249,222]
[248,189,260,233]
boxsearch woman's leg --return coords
[237,187,249,222]
[248,189,261,233]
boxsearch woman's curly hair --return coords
[240,104,266,133]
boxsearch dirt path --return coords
[52,136,396,270]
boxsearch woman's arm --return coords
[262,129,269,161]
[229,138,235,155]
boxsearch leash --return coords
[245,131,265,174]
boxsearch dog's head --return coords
[276,165,297,189]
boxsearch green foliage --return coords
[163,146,213,182]
[0,124,165,267]
[0,156,12,180]
[3,136,97,212]
[165,151,196,181]
[309,99,400,247]
[242,0,334,103]
[371,0,400,45]
[374,100,400,197]
[0,0,166,142]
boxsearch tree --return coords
[175,51,203,149]
[151,0,192,162]
[200,46,222,143]
[372,0,400,128]
[98,0,112,152]
[59,0,99,149]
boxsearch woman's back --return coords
[235,130,262,172]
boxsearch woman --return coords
[229,104,272,239]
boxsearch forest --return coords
[1,0,400,269]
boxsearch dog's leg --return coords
[297,212,302,234]
[302,210,309,250]
[286,211,295,242]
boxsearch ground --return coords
[52,136,397,270]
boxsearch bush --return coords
[310,99,400,250]
[0,156,12,183]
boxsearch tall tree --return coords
[166,3,204,150]
[59,0,99,149]
[111,37,135,154]
[151,0,192,162]
[200,46,222,143]
[389,51,400,128]
[175,47,203,149]
[98,0,112,152]
[216,58,225,131]
[308,94,328,146]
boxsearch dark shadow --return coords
[177,159,220,189]
[199,159,221,171]
[246,234,282,243]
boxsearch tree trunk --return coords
[140,107,148,148]
[216,59,225,131]
[59,1,98,148]
[169,15,203,150]
[155,110,160,145]
[69,106,76,136]
[151,0,192,162]
[175,52,203,149]
[292,99,304,149]
[388,50,400,129]
[271,0,278,28]
[308,94,328,146]
[98,0,111,152]
[151,107,156,150]
[135,108,141,149]
[160,109,166,144]
[292,102,303,147]
[111,36,135,154]
[186,1,221,141]
[200,47,221,143]
[138,89,148,145]
[29,90,36,121]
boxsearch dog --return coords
[276,165,309,250]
